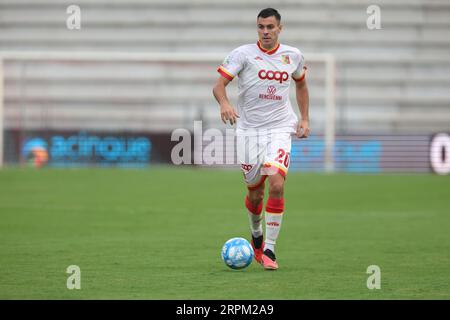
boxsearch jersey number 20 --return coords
[275,149,290,168]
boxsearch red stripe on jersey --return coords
[217,66,234,81]
[293,66,307,82]
[257,41,280,55]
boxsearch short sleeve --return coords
[292,53,307,82]
[217,48,245,81]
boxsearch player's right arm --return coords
[213,47,245,125]
[212,75,240,125]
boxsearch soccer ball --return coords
[221,237,254,270]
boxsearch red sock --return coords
[265,197,284,214]
[245,196,263,215]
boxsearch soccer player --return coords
[212,8,310,270]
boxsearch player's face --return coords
[257,16,282,50]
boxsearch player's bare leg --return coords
[262,173,285,270]
[245,181,265,264]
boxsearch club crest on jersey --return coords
[281,55,291,64]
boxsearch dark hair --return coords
[257,8,281,22]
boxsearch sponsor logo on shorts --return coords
[241,164,253,172]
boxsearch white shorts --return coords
[237,132,292,189]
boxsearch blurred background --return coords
[1,0,450,300]
[0,0,449,173]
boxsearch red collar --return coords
[257,41,280,55]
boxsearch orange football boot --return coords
[262,249,278,270]
[251,235,264,264]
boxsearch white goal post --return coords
[0,59,3,168]
[0,51,336,170]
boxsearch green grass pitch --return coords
[0,167,449,299]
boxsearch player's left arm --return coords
[295,78,310,139]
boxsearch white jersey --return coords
[218,41,307,135]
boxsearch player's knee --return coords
[269,180,284,197]
[248,188,264,205]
